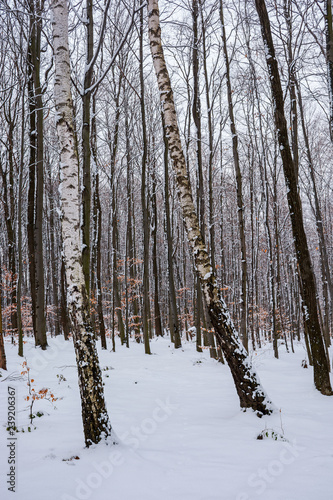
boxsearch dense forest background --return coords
[0,0,332,376]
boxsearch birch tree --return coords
[147,0,273,416]
[51,0,113,446]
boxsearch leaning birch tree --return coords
[51,0,113,446]
[147,0,273,416]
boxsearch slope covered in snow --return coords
[1,336,332,500]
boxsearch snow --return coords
[1,336,333,500]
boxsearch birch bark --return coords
[51,0,113,445]
[147,0,273,415]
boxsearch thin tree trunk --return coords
[17,85,25,357]
[284,0,299,179]
[125,218,129,347]
[81,0,94,295]
[200,4,215,271]
[192,0,204,352]
[27,0,47,349]
[296,78,333,347]
[220,0,248,352]
[91,98,107,350]
[60,252,70,340]
[326,0,333,142]
[140,7,151,354]
[0,135,18,342]
[200,6,217,359]
[151,142,163,337]
[94,170,106,349]
[108,81,125,345]
[47,161,61,337]
[34,1,47,349]
[162,114,181,348]
[0,287,6,370]
[27,34,37,342]
[125,103,140,342]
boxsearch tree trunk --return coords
[0,128,18,342]
[34,1,47,349]
[148,0,273,415]
[91,98,107,350]
[151,142,163,337]
[47,161,61,337]
[296,78,333,347]
[192,0,204,352]
[51,0,113,445]
[220,0,248,351]
[326,0,333,142]
[109,87,126,345]
[125,102,140,342]
[200,5,217,359]
[255,0,332,395]
[28,0,47,349]
[81,0,94,295]
[27,39,37,342]
[94,170,106,349]
[162,114,181,348]
[284,0,299,179]
[17,89,25,357]
[140,8,151,354]
[60,252,70,340]
[0,290,6,370]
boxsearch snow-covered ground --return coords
[1,335,332,500]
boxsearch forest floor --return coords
[1,334,332,500]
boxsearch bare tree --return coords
[220,0,248,351]
[326,0,333,141]
[0,294,6,370]
[51,0,113,445]
[254,0,332,395]
[147,0,273,416]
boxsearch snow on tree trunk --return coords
[51,0,113,446]
[147,0,273,416]
[254,0,332,396]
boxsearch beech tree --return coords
[27,0,47,350]
[254,0,332,396]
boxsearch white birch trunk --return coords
[51,0,113,446]
[147,0,273,415]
